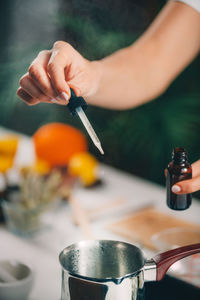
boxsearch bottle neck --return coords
[172,156,188,164]
[172,148,188,165]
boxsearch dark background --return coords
[0,0,199,196]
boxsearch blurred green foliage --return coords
[0,0,199,198]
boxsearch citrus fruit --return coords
[31,159,50,175]
[0,136,19,172]
[68,152,98,186]
[33,123,88,167]
[0,156,14,173]
[0,136,19,157]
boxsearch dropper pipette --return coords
[75,106,104,154]
[67,89,104,155]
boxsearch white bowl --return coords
[0,260,34,300]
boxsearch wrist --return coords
[85,60,103,102]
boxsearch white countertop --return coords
[0,129,200,299]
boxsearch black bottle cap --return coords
[67,89,88,116]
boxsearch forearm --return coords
[88,42,166,110]
[86,1,200,110]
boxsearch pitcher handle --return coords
[153,243,200,281]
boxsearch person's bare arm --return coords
[91,1,200,109]
[18,1,200,109]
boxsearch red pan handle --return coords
[153,243,200,281]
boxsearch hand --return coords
[17,41,101,105]
[171,160,200,194]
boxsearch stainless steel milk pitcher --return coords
[59,240,200,300]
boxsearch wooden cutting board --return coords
[107,208,200,250]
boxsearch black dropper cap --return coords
[67,89,88,116]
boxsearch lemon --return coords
[68,152,99,186]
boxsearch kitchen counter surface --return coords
[0,129,200,299]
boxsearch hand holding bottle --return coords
[171,159,200,194]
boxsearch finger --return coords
[19,73,52,103]
[192,159,200,177]
[17,88,40,106]
[28,50,62,104]
[171,175,200,194]
[47,42,72,102]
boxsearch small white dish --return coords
[0,260,34,300]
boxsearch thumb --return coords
[171,176,200,194]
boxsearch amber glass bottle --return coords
[166,147,192,210]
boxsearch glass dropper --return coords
[67,89,104,155]
[75,106,104,154]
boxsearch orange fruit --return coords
[33,123,88,167]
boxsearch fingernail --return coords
[50,99,58,103]
[171,185,181,193]
[57,92,69,103]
